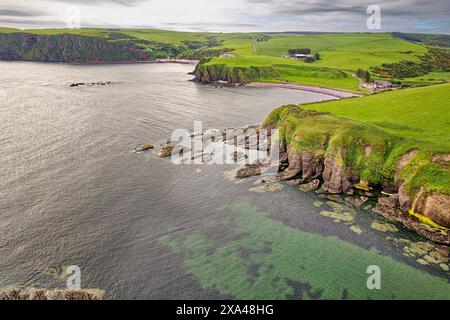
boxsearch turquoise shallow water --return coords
[0,61,448,299]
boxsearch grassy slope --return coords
[265,83,450,198]
[253,33,427,69]
[402,71,450,86]
[302,83,450,150]
[120,29,218,45]
[204,33,431,91]
[0,27,20,33]
[0,27,219,44]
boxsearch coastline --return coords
[0,59,199,66]
[3,59,447,244]
[246,82,361,99]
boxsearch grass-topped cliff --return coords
[0,28,225,63]
[264,83,450,230]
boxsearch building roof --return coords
[293,54,313,57]
[375,80,392,86]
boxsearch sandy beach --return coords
[246,82,361,99]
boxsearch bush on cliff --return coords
[195,63,279,83]
[177,47,231,60]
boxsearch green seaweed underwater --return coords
[160,201,450,300]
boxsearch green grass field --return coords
[252,33,426,69]
[265,83,450,199]
[120,29,220,45]
[302,83,450,150]
[202,33,443,91]
[259,65,359,91]
[0,27,221,45]
[402,71,450,86]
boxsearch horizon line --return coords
[1,26,449,36]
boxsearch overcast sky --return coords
[0,0,449,33]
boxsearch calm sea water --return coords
[0,61,448,299]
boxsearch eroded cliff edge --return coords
[0,32,151,63]
[257,105,450,243]
[194,62,279,84]
[0,31,228,64]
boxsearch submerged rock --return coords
[313,200,324,208]
[371,222,399,233]
[350,225,363,234]
[299,179,320,192]
[224,168,248,184]
[417,259,429,266]
[326,195,345,203]
[320,211,354,223]
[249,183,284,193]
[409,242,433,255]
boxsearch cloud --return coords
[0,17,63,27]
[0,0,448,33]
[241,0,450,33]
[245,0,450,18]
[45,0,146,6]
[0,9,47,17]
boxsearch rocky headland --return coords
[250,105,450,244]
[192,62,360,99]
[155,110,449,244]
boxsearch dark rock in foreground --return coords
[0,288,104,300]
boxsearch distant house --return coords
[282,53,313,60]
[219,53,237,58]
[363,80,393,91]
[282,53,314,61]
[292,53,314,60]
[362,83,376,90]
[374,80,393,89]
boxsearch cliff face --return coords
[263,105,449,243]
[0,32,149,63]
[194,63,279,84]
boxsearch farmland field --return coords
[201,33,445,91]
